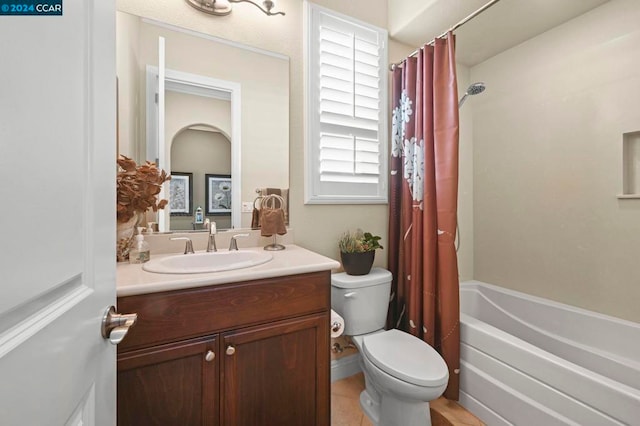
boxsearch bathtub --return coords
[459,281,640,426]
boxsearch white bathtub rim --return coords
[460,280,640,330]
[460,358,586,426]
[461,313,640,398]
[459,390,511,426]
[459,281,640,425]
[461,341,625,425]
[461,313,640,424]
[460,284,640,378]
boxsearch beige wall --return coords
[470,0,640,322]
[456,64,474,282]
[163,91,231,230]
[116,11,140,158]
[117,0,414,265]
[171,128,232,230]
[165,91,231,143]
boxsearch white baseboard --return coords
[331,353,362,382]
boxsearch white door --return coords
[0,1,118,425]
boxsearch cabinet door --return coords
[221,313,330,426]
[118,336,219,426]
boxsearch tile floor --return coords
[330,373,484,426]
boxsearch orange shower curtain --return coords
[387,33,461,400]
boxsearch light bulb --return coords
[215,0,230,10]
[263,0,274,13]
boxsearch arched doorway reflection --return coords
[169,124,231,230]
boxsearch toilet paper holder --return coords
[330,309,345,339]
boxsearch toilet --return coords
[331,268,449,426]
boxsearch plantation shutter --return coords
[306,4,388,204]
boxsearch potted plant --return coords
[116,155,171,261]
[338,229,383,275]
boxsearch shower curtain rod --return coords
[389,0,502,71]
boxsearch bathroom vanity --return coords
[116,245,339,426]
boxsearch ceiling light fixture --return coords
[185,0,285,16]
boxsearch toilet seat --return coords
[362,329,449,387]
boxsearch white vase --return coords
[116,214,139,262]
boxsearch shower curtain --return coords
[387,33,461,400]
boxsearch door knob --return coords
[226,345,236,355]
[101,306,137,345]
[205,350,215,362]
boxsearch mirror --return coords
[149,66,240,231]
[116,11,289,231]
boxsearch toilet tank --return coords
[331,268,393,336]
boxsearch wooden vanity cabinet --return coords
[117,336,219,426]
[116,271,331,426]
[221,314,327,426]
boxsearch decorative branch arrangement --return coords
[117,155,171,223]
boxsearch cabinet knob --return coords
[205,350,215,362]
[226,345,236,356]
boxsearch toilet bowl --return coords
[331,268,449,426]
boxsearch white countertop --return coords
[117,244,340,297]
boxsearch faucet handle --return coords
[207,228,218,253]
[229,233,249,251]
[171,237,195,254]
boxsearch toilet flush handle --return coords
[344,292,357,298]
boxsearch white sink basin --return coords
[142,250,273,274]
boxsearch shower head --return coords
[458,82,486,108]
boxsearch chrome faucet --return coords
[229,233,249,251]
[207,221,218,252]
[171,237,194,254]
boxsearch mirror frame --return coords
[146,67,241,230]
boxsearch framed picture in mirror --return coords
[169,172,193,215]
[206,174,232,215]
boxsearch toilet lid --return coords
[331,268,393,289]
[362,329,449,387]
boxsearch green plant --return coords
[338,229,383,253]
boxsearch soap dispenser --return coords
[129,227,150,264]
[194,206,204,224]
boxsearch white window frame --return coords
[304,1,388,204]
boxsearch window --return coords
[305,2,388,204]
